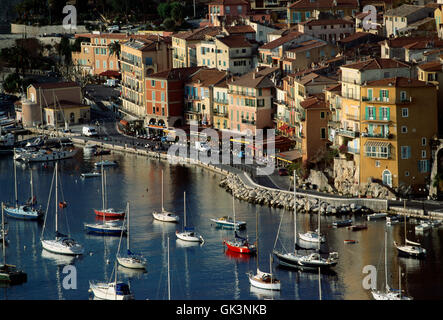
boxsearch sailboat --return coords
[41,162,84,256]
[93,164,125,218]
[117,202,147,269]
[152,169,179,223]
[273,171,338,269]
[0,202,27,285]
[394,209,426,258]
[4,156,43,220]
[224,195,256,254]
[89,261,134,300]
[248,210,280,290]
[176,192,204,243]
[372,227,413,300]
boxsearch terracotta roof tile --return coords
[417,61,443,72]
[259,31,303,50]
[341,58,410,71]
[289,0,358,9]
[364,77,433,88]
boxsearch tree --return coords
[157,2,171,20]
[170,2,184,25]
[2,73,22,94]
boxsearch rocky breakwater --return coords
[219,173,372,216]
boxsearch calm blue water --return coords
[0,148,442,300]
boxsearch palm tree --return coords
[108,41,121,70]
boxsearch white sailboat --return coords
[4,156,43,220]
[41,162,84,256]
[152,170,179,223]
[176,192,204,243]
[117,202,147,269]
[248,210,280,291]
[394,209,426,258]
[371,227,413,300]
[89,261,134,300]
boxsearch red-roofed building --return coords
[297,18,354,43]
[287,0,359,26]
[208,0,251,26]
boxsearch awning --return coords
[146,125,166,130]
[99,70,121,78]
[364,141,391,148]
[271,150,302,163]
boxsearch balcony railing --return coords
[228,90,256,97]
[345,113,360,121]
[185,107,200,114]
[362,96,390,103]
[241,119,256,125]
[213,110,228,117]
[361,132,394,139]
[365,151,390,159]
[186,95,202,101]
[214,98,228,104]
[337,128,360,138]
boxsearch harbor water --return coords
[0,149,442,300]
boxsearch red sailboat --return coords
[94,164,125,218]
[223,195,255,255]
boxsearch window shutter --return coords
[365,106,368,120]
[379,107,382,120]
[387,108,390,121]
[407,146,411,159]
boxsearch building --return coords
[299,94,331,163]
[380,36,443,62]
[195,34,256,75]
[145,67,202,132]
[281,39,337,74]
[71,32,129,76]
[120,36,172,120]
[337,58,411,159]
[258,31,315,68]
[360,77,437,191]
[417,61,443,136]
[297,18,354,44]
[212,79,230,130]
[172,26,221,68]
[184,68,227,126]
[227,66,278,134]
[287,0,359,26]
[208,0,251,26]
[15,82,90,127]
[383,4,434,37]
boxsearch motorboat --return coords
[367,212,388,221]
[211,216,246,229]
[94,160,117,167]
[349,224,368,231]
[298,231,325,243]
[332,219,352,228]
[415,222,431,232]
[15,147,78,162]
[81,172,101,178]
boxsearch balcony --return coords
[186,95,202,101]
[120,57,141,67]
[345,113,360,121]
[214,98,228,104]
[241,119,256,125]
[213,109,228,117]
[185,107,200,114]
[337,128,360,138]
[228,90,256,97]
[361,96,391,103]
[361,132,394,139]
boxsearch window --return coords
[110,61,113,69]
[161,81,164,89]
[257,99,265,107]
[151,80,155,87]
[103,61,106,69]
[379,107,389,120]
[366,106,376,120]
[380,89,389,102]
[401,108,408,117]
[226,6,230,14]
[321,128,326,139]
[419,160,429,173]
[258,88,262,96]
[401,126,407,133]
[152,92,156,101]
[422,137,427,146]
[237,5,242,14]
[422,150,426,158]
[320,111,325,119]
[401,146,411,159]
[375,160,380,168]
[161,92,165,102]
[405,171,409,177]
[400,91,407,101]
[382,170,392,187]
[96,60,100,69]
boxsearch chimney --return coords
[252,72,256,79]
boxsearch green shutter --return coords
[387,108,390,121]
[379,107,382,120]
[365,106,369,120]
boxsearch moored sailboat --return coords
[152,170,179,223]
[176,192,204,243]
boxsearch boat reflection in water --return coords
[41,248,79,266]
[250,285,281,300]
[118,264,147,279]
[224,248,252,262]
[176,239,203,248]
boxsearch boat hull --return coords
[41,239,84,256]
[273,250,303,268]
[248,273,281,291]
[152,211,179,223]
[94,209,125,218]
[224,240,256,254]
[85,223,126,235]
[0,265,27,285]
[176,231,203,242]
[4,206,43,220]
[298,232,325,243]
[395,245,426,259]
[117,256,147,269]
[89,281,134,300]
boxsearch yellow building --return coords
[360,77,437,191]
[120,36,172,119]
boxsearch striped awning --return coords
[364,141,391,148]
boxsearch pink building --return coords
[208,0,251,26]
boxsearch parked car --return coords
[278,168,288,176]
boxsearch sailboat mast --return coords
[233,195,236,232]
[318,267,322,300]
[167,236,171,301]
[101,164,105,210]
[294,170,297,251]
[2,203,6,266]
[30,169,34,205]
[385,227,388,292]
[127,202,130,251]
[161,170,164,212]
[318,208,321,252]
[399,265,402,299]
[184,192,186,229]
[55,162,58,234]
[104,170,107,210]
[256,210,259,271]
[14,150,18,208]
